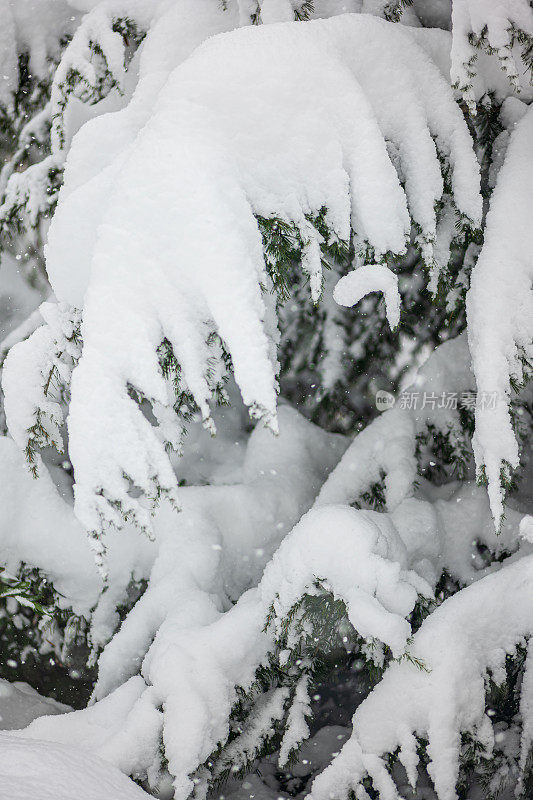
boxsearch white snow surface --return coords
[0,678,69,731]
[317,334,475,516]
[450,0,533,109]
[467,103,533,524]
[0,732,152,800]
[38,11,482,536]
[1,347,530,800]
[309,551,533,800]
[333,264,401,329]
[0,435,155,627]
[0,0,77,108]
[7,392,529,799]
[3,4,533,799]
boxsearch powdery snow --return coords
[0,732,152,800]
[0,678,69,731]
[2,4,533,799]
[467,103,533,524]
[36,12,482,537]
[309,551,533,800]
[0,1,77,109]
[333,264,401,329]
[450,0,533,110]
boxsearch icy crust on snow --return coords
[309,550,533,800]
[466,103,533,525]
[40,12,482,536]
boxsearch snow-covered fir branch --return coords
[1,2,533,800]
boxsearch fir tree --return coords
[1,2,533,800]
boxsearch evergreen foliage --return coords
[1,2,533,799]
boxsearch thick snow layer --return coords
[38,12,481,536]
[15,438,526,797]
[0,254,43,347]
[309,551,533,800]
[92,409,345,664]
[0,678,69,731]
[14,384,523,797]
[409,23,533,106]
[333,264,401,329]
[8,408,437,795]
[316,406,417,511]
[467,103,533,524]
[0,434,155,631]
[22,502,428,797]
[48,0,158,154]
[450,0,533,109]
[316,332,475,519]
[0,0,77,108]
[15,676,163,782]
[259,504,431,657]
[9,409,348,795]
[0,732,152,800]
[4,5,533,797]
[3,383,527,798]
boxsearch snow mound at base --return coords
[0,732,151,800]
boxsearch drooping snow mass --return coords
[17,501,430,798]
[450,0,533,110]
[0,0,77,109]
[0,345,529,799]
[0,435,154,626]
[3,3,533,800]
[9,11,481,540]
[317,334,474,514]
[467,103,533,525]
[333,265,401,329]
[5,408,347,795]
[48,0,157,154]
[9,399,527,799]
[1,340,521,799]
[309,549,533,800]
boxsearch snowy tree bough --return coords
[3,12,482,547]
[2,2,533,800]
